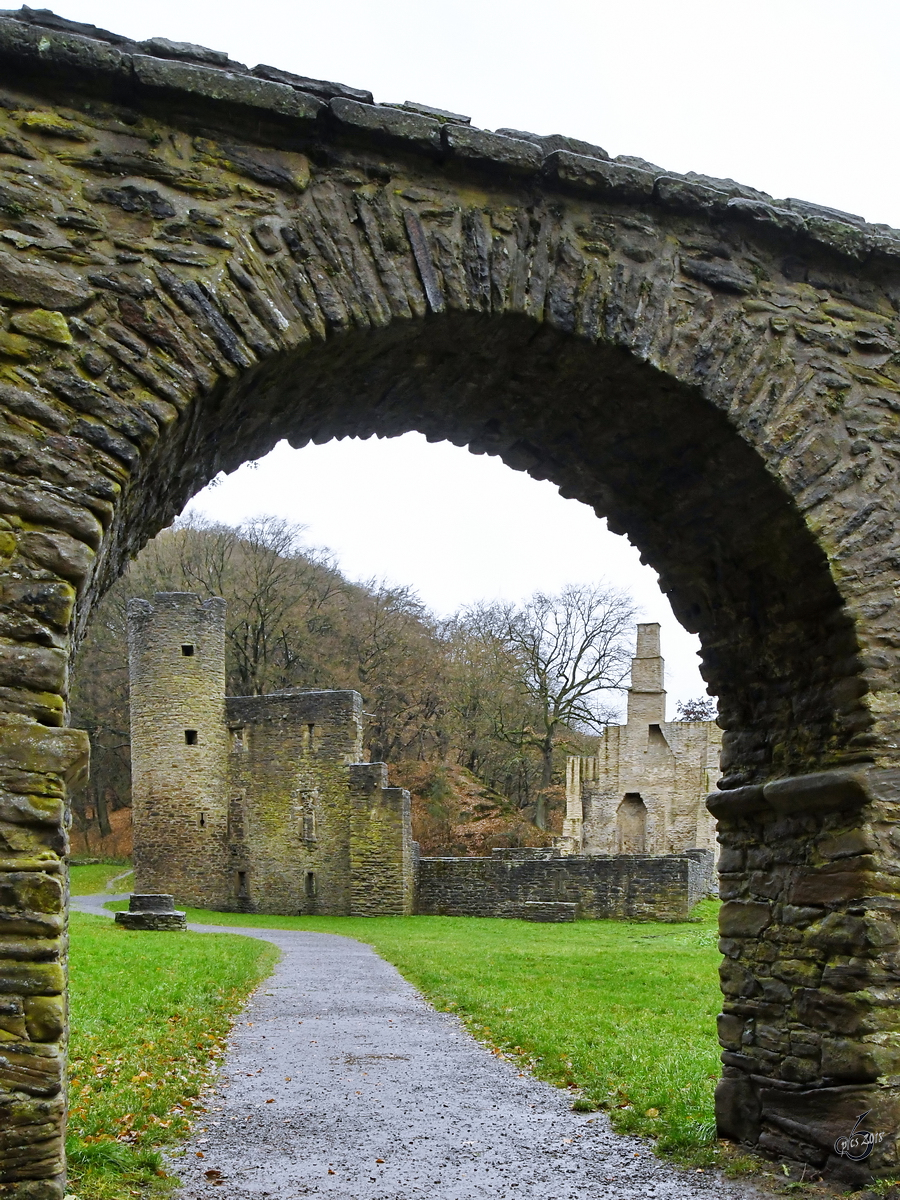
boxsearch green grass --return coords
[105,897,725,1167]
[67,912,278,1199]
[70,862,134,895]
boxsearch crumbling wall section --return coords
[348,763,414,915]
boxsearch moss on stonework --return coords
[10,310,72,344]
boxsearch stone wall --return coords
[348,763,415,915]
[224,690,363,916]
[416,848,712,922]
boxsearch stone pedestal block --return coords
[114,894,186,932]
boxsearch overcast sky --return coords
[54,0,899,715]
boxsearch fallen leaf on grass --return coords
[266,1098,274,1104]
[195,1151,204,1158]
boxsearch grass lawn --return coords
[104,895,726,1167]
[70,861,134,895]
[67,911,278,1199]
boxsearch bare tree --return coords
[131,514,345,695]
[346,581,448,763]
[462,583,636,828]
[676,696,717,722]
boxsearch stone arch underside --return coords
[0,6,899,1191]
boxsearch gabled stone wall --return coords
[562,624,721,858]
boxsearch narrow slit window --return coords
[181,644,195,656]
[307,723,315,753]
[304,870,317,898]
[199,812,206,828]
[185,729,198,745]
[231,727,244,752]
[237,870,249,898]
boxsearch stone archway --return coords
[0,7,899,1191]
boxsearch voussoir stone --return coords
[0,252,93,311]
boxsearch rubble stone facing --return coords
[0,5,895,1189]
[416,848,711,922]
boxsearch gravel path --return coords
[72,896,763,1199]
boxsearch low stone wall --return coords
[416,849,712,921]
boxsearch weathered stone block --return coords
[21,1000,62,1045]
[796,989,871,1035]
[789,871,873,905]
[715,1073,760,1142]
[764,769,869,815]
[717,1012,745,1050]
[8,313,70,346]
[719,900,772,937]
[0,253,92,312]
[442,126,541,173]
[818,828,878,860]
[542,150,655,198]
[132,56,324,120]
[0,723,86,788]
[0,1043,60,1096]
[329,99,441,152]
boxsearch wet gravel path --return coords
[73,896,763,1199]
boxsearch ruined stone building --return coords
[128,597,715,924]
[128,592,415,916]
[560,623,721,859]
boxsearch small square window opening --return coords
[185,729,198,745]
[181,644,195,656]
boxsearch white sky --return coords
[54,0,900,715]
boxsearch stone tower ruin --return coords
[128,592,230,908]
[128,592,415,916]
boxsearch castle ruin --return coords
[128,592,415,916]
[561,623,721,861]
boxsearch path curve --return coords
[72,897,763,1198]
